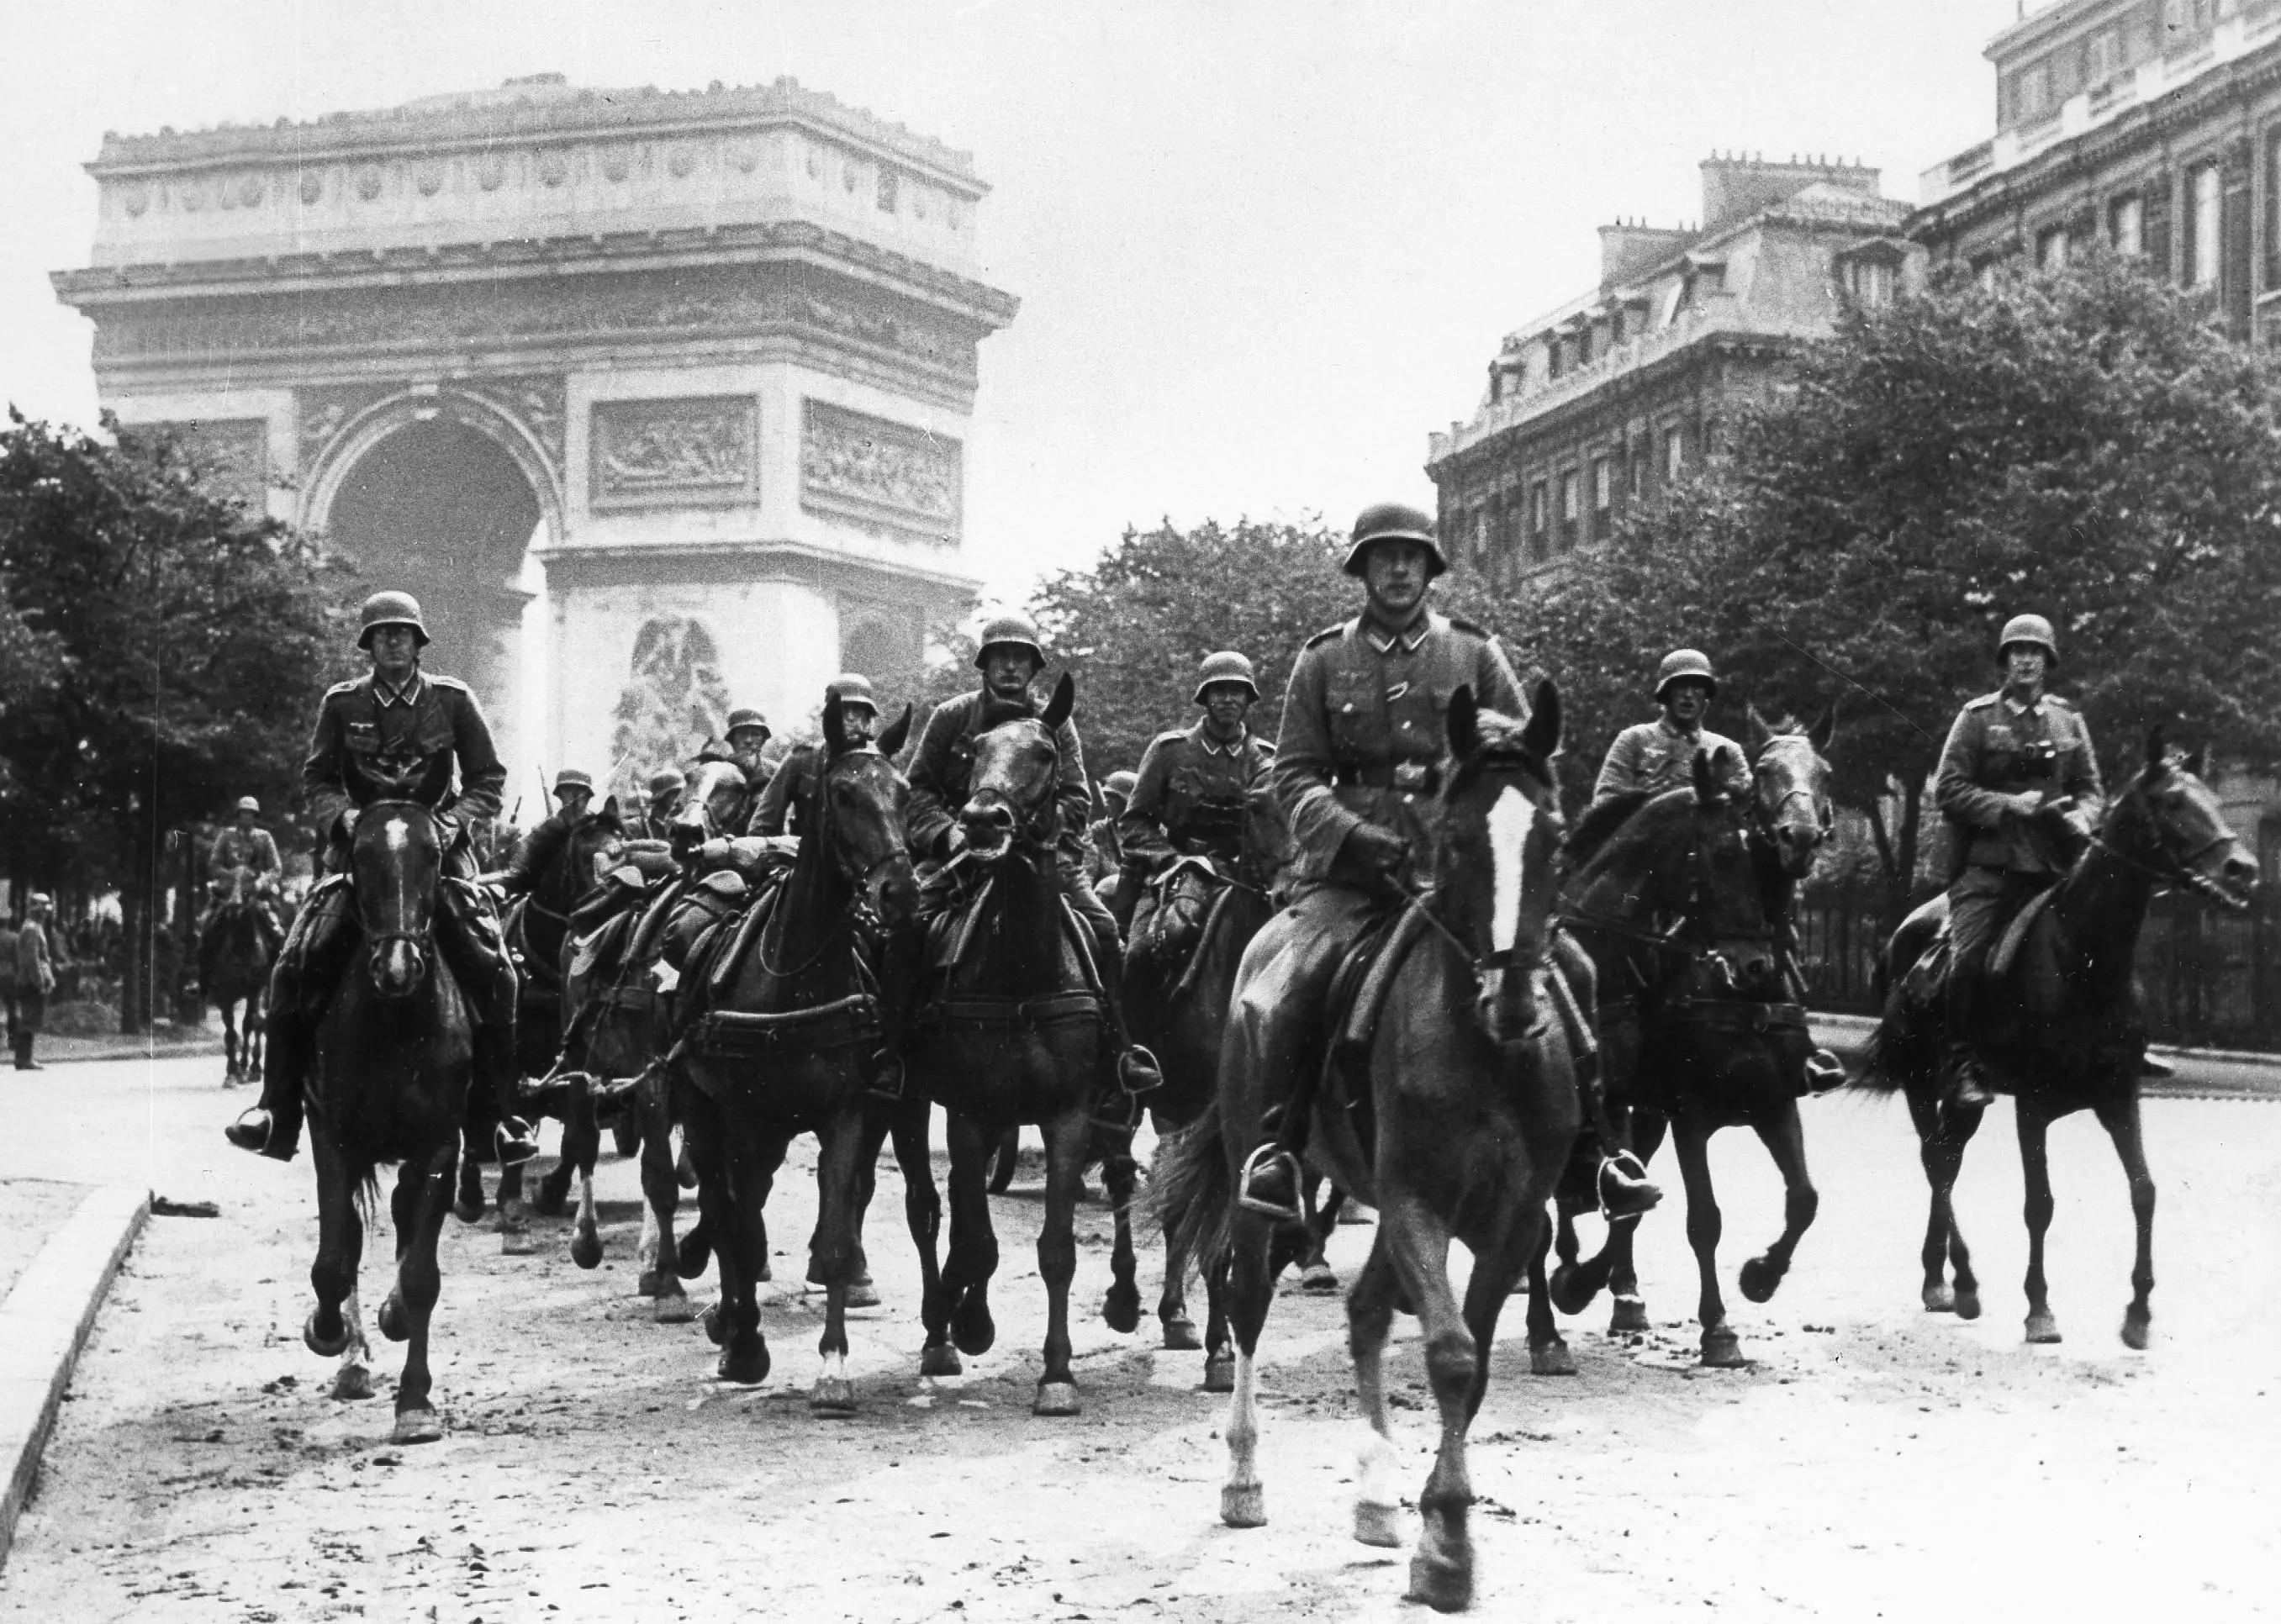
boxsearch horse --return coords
[1120,783,1302,1380]
[1857,730,2256,1348]
[298,797,474,1444]
[1532,708,1837,1368]
[202,868,275,1087]
[1159,682,1574,1612]
[677,695,936,1408]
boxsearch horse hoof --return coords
[756,1256,773,1284]
[2121,1310,2151,1352]
[950,1299,996,1358]
[846,1279,881,1311]
[1739,1256,1784,1305]
[1922,1281,1956,1314]
[1354,1500,1403,1549]
[531,1178,570,1219]
[391,1405,444,1446]
[1203,1353,1235,1394]
[637,1268,666,1298]
[330,1363,374,1402]
[1221,1483,1265,1528]
[451,1194,485,1226]
[718,1342,771,1385]
[1530,1338,1578,1377]
[810,1378,858,1415]
[1609,1295,1650,1335]
[377,1291,409,1344]
[918,1342,963,1378]
[1298,1263,1339,1295]
[2025,1310,2062,1345]
[1407,1549,1474,1613]
[303,1310,350,1359]
[1161,1316,1202,1352]
[676,1157,698,1191]
[653,1287,695,1326]
[1954,1288,1983,1321]
[1549,1262,1597,1317]
[615,1120,642,1159]
[1700,1329,1748,1368]
[570,1226,604,1270]
[1032,1380,1082,1417]
[1102,1287,1142,1336]
[702,1304,726,1346]
[676,1230,712,1281]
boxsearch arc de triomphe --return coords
[53,73,1017,807]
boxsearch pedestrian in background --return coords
[13,893,56,1070]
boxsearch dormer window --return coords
[1835,239,1908,308]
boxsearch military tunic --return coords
[747,745,820,839]
[1119,722,1275,874]
[303,669,505,852]
[1592,718,1750,806]
[1271,610,1526,887]
[906,690,1092,866]
[499,812,582,898]
[208,825,282,879]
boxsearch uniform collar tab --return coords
[373,670,424,709]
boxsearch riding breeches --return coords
[1944,867,2050,1031]
[1228,882,1387,1153]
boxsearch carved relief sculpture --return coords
[590,396,758,507]
[800,398,960,543]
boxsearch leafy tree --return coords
[1515,254,2281,925]
[0,412,346,1029]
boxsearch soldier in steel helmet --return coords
[1087,769,1139,918]
[1117,650,1276,946]
[748,676,881,840]
[225,590,539,1166]
[1932,612,2103,1109]
[197,794,285,988]
[723,707,775,791]
[635,767,687,842]
[497,767,600,900]
[900,611,1162,1099]
[1233,503,1661,1222]
[1592,649,1752,808]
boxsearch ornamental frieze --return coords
[590,396,758,508]
[800,398,959,543]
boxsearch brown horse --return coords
[677,694,928,1407]
[202,867,274,1087]
[299,799,473,1443]
[1160,682,1575,1612]
[1535,710,1836,1368]
[1858,731,2256,1348]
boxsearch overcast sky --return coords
[0,0,2022,609]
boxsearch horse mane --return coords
[1564,789,1655,867]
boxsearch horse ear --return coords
[1809,702,1838,755]
[1522,678,1562,760]
[2185,742,2208,778]
[1042,670,1075,730]
[823,691,847,758]
[1447,683,1481,759]
[878,701,914,760]
[601,794,620,822]
[2145,724,2168,778]
[1693,745,1735,804]
[1745,704,1771,758]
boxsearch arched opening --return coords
[326,415,543,772]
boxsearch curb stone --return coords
[0,1186,150,1570]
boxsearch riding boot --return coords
[12,1034,39,1072]
[1942,968,1997,1110]
[867,927,927,1103]
[438,875,539,1165]
[1094,941,1163,1098]
[231,1010,304,1160]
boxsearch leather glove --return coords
[942,824,968,859]
[336,809,361,840]
[1998,792,2045,822]
[700,836,733,867]
[1344,821,1409,875]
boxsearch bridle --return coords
[964,720,1064,855]
[757,746,906,980]
[355,799,441,975]
[2083,775,2242,904]
[1745,735,1833,866]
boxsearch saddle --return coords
[568,908,635,985]
[917,871,1104,1033]
[1900,888,2060,1011]
[1130,858,1228,994]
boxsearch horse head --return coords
[2105,726,2259,910]
[960,672,1074,864]
[1440,678,1566,1039]
[562,795,627,899]
[351,800,443,999]
[814,690,921,926]
[671,760,751,857]
[1745,704,1836,878]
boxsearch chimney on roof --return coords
[1599,220,1701,288]
[1698,152,1882,234]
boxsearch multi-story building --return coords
[1912,0,2281,343]
[1427,156,1911,583]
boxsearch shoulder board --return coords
[1151,728,1187,747]
[426,674,473,693]
[1302,619,1353,650]
[324,678,363,698]
[1964,693,2001,710]
[2045,694,2079,710]
[1443,614,1493,640]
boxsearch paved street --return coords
[0,1054,2277,1622]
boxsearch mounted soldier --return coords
[1233,503,1660,1222]
[1088,769,1139,922]
[1933,613,2103,1110]
[1119,650,1276,960]
[724,707,774,793]
[225,590,539,1166]
[1592,649,1752,807]
[198,795,285,988]
[900,611,1160,1098]
[748,677,879,840]
[634,768,686,841]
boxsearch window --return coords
[2188,161,2221,287]
[1844,256,1897,305]
[2111,193,2144,257]
[1559,469,1579,523]
[1547,338,1565,380]
[2015,61,2053,123]
[1628,449,1645,498]
[1592,456,1613,513]
[1664,427,1686,480]
[1528,481,1549,562]
[877,168,900,212]
[2039,226,2071,272]
[2086,24,2122,83]
[2268,127,2281,289]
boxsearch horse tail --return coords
[1850,995,1936,1098]
[1147,1099,1233,1270]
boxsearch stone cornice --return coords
[53,219,1019,330]
[537,537,977,605]
[92,76,984,194]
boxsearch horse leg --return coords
[1909,1084,1983,1317]
[1523,1219,1576,1376]
[937,1112,1001,1361]
[882,1098,953,1378]
[569,1144,604,1271]
[642,1094,693,1322]
[1295,1177,1339,1294]
[304,1130,362,1362]
[1201,1246,1234,1391]
[1376,1189,1479,1611]
[498,1147,537,1258]
[389,1139,457,1443]
[2019,1098,2062,1344]
[248,990,264,1084]
[710,1109,773,1386]
[684,1091,749,1376]
[1606,1108,1666,1333]
[220,1002,240,1085]
[1033,1107,1090,1416]
[809,1108,866,1415]
[1738,1099,1819,1304]
[1347,1229,1406,1547]
[534,1092,582,1216]
[838,1142,880,1310]
[1155,1131,1201,1350]
[1098,1128,1142,1335]
[452,1131,487,1225]
[2094,1093,2157,1350]
[1546,1187,1623,1316]
[325,1159,377,1401]
[1220,1206,1276,1526]
[1671,1114,1744,1367]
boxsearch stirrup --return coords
[1116,1044,1164,1095]
[1236,1144,1303,1224]
[1597,1151,1661,1221]
[494,1117,541,1168]
[1801,1048,1848,1095]
[865,1050,906,1104]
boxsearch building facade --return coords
[52,74,1017,805]
[1912,0,2281,344]
[1427,156,1911,583]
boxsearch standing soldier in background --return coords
[10,893,56,1071]
[1592,649,1751,808]
[224,590,539,1166]
[1088,770,1138,928]
[495,768,597,899]
[197,795,285,990]
[1118,651,1275,951]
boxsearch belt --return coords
[1331,762,1440,794]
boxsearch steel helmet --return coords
[1192,650,1261,705]
[725,706,772,741]
[974,611,1047,670]
[554,767,594,794]
[1102,770,1138,804]
[1998,613,2059,667]
[356,589,430,649]
[1342,502,1449,579]
[235,795,261,814]
[647,767,686,799]
[826,672,879,713]
[1654,648,1719,702]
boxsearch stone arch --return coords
[301,385,564,546]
